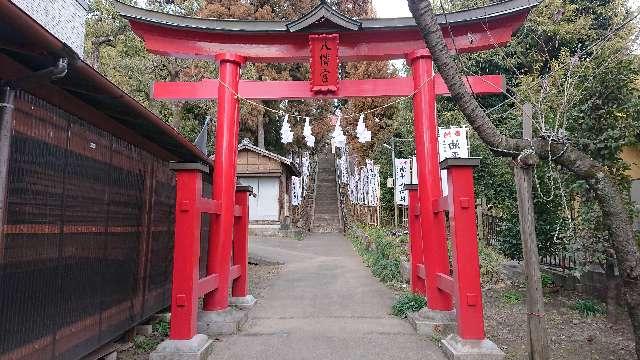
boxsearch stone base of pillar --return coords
[407,308,457,336]
[229,295,257,310]
[441,334,505,360]
[198,308,249,335]
[149,334,213,360]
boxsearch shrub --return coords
[572,299,605,317]
[133,336,160,353]
[478,242,507,285]
[541,273,554,288]
[502,290,522,304]
[349,225,405,285]
[153,318,170,338]
[392,292,426,318]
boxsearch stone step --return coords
[314,194,337,198]
[315,200,338,205]
[314,218,340,223]
[312,152,341,231]
[314,192,337,197]
[315,203,338,209]
[312,226,342,233]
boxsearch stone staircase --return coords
[312,151,342,233]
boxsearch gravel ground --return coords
[247,263,284,298]
[117,262,283,360]
[483,285,635,360]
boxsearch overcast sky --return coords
[372,0,411,18]
[372,0,640,17]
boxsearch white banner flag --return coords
[411,156,419,184]
[291,176,302,206]
[350,171,359,202]
[340,154,349,184]
[359,166,367,205]
[438,127,470,195]
[394,158,411,205]
[439,127,469,159]
[366,160,377,206]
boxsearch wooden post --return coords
[514,103,547,360]
[476,198,485,244]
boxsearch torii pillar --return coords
[203,53,245,312]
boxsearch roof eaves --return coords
[286,2,362,32]
[1,0,209,164]
[116,0,539,34]
[238,143,292,164]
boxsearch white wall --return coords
[11,0,89,57]
[242,177,281,222]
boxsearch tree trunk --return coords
[408,0,640,357]
[257,114,265,149]
[89,36,113,71]
[164,60,183,129]
[606,250,623,324]
[170,103,182,130]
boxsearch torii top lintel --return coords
[115,0,539,63]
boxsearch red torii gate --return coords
[116,1,537,359]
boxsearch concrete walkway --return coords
[210,232,446,360]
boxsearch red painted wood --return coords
[197,274,220,298]
[432,195,450,213]
[407,188,426,297]
[436,273,456,295]
[199,198,221,214]
[417,264,426,280]
[408,49,453,312]
[231,190,250,297]
[129,14,527,63]
[229,265,242,281]
[446,163,486,340]
[152,76,504,101]
[203,54,245,312]
[233,205,242,217]
[169,169,202,340]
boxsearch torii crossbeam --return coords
[152,76,505,100]
[116,1,538,358]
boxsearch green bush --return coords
[153,317,170,338]
[349,225,406,285]
[502,290,522,304]
[133,336,161,353]
[572,299,605,317]
[541,273,554,288]
[478,242,506,285]
[392,292,426,318]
